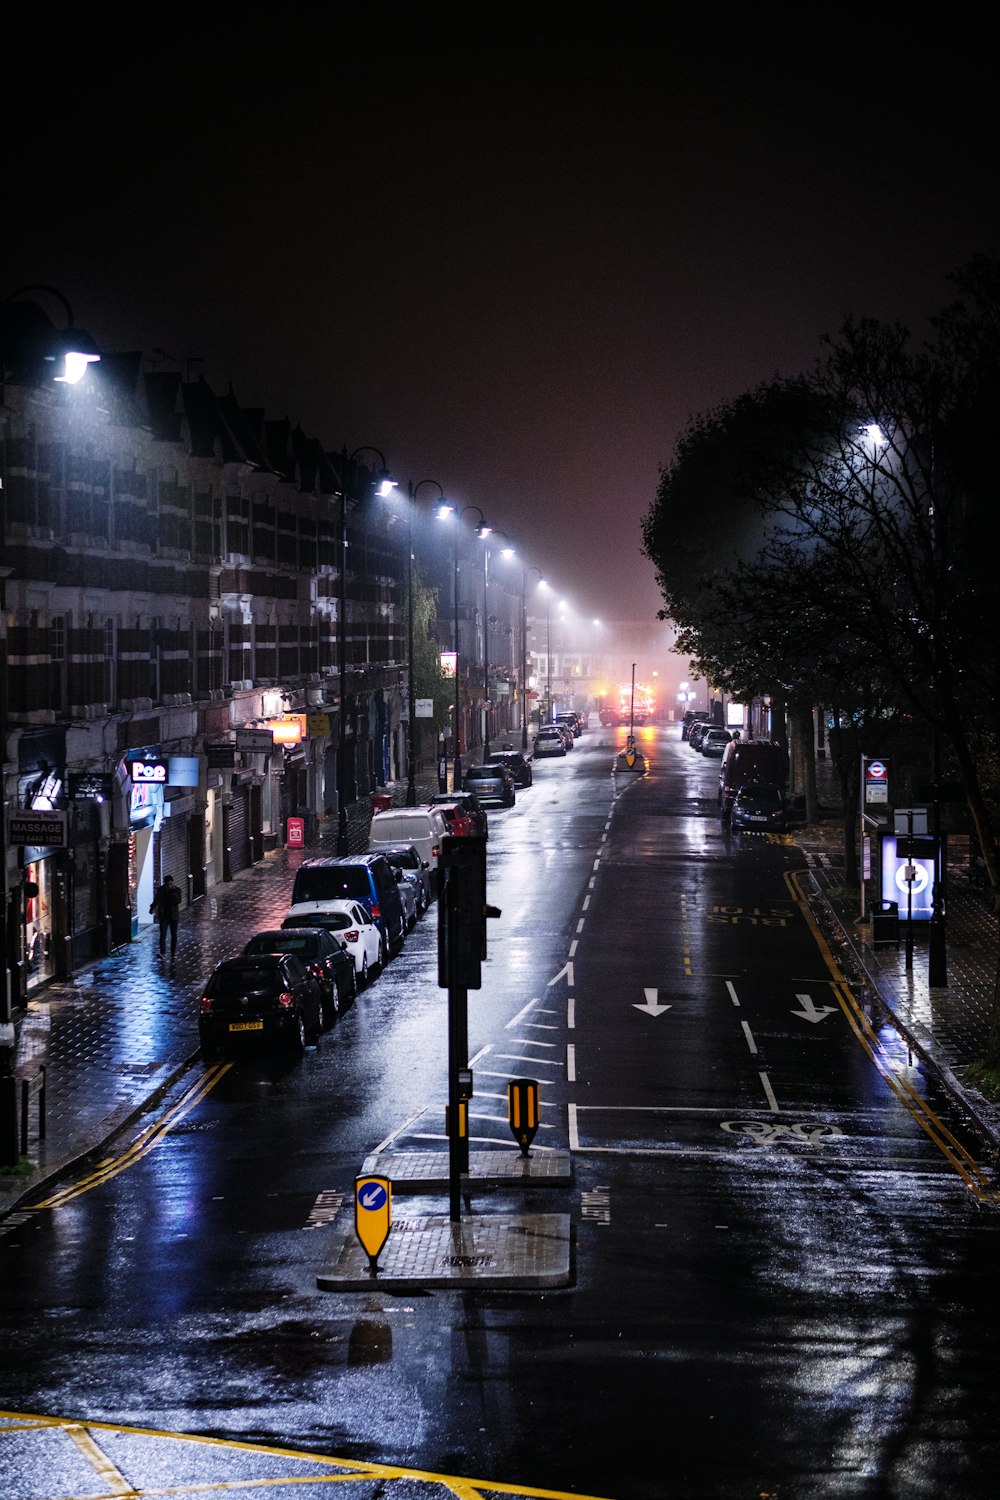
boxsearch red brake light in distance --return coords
[371,904,380,920]
[278,990,294,1009]
[200,995,213,1014]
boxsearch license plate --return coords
[228,1020,264,1032]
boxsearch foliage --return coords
[643,255,1000,1061]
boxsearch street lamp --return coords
[396,479,446,806]
[436,503,490,790]
[334,446,396,854]
[521,566,544,749]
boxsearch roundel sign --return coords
[866,760,887,781]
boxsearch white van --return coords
[368,807,448,873]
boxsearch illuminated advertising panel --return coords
[879,833,936,921]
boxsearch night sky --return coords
[9,9,998,631]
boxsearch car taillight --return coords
[371,904,380,920]
[432,845,439,858]
[278,990,295,1009]
[200,995,213,1014]
[344,930,359,943]
[308,961,323,978]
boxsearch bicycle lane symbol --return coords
[720,1120,845,1145]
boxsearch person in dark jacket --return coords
[151,875,181,958]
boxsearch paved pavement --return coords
[4,753,999,1277]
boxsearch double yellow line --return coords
[32,1061,232,1210]
[785,869,997,1205]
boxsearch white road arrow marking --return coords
[791,992,837,1024]
[633,987,672,1017]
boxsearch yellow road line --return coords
[30,1063,233,1210]
[784,869,997,1203]
[64,1421,136,1495]
[0,1410,617,1500]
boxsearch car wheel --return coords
[322,984,338,1029]
[289,1012,307,1054]
[359,953,369,987]
[378,936,388,970]
[338,971,355,1010]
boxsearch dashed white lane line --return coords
[741,1020,758,1056]
[726,981,741,1007]
[567,997,575,1030]
[583,895,591,911]
[567,1044,576,1082]
[759,1072,780,1112]
[576,918,585,934]
[569,940,578,957]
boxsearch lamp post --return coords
[437,504,489,791]
[482,530,514,760]
[334,446,395,854]
[521,566,544,749]
[399,480,446,806]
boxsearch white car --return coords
[282,901,382,985]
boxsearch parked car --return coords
[700,728,733,758]
[689,720,714,751]
[434,800,476,838]
[368,806,448,875]
[534,725,567,758]
[427,789,489,837]
[199,953,322,1058]
[730,782,787,833]
[553,721,575,749]
[371,842,432,911]
[682,711,711,741]
[556,712,581,739]
[464,762,517,807]
[490,748,533,787]
[282,902,382,984]
[243,927,356,1026]
[288,854,406,959]
[719,740,787,822]
[392,867,419,929]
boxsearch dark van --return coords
[289,855,406,954]
[719,740,786,822]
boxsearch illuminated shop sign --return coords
[131,761,168,784]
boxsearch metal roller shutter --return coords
[227,788,251,877]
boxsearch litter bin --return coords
[871,899,899,947]
[371,791,392,813]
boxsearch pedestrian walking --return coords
[150,875,181,958]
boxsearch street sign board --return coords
[8,811,67,847]
[894,807,929,836]
[354,1175,392,1266]
[236,729,274,753]
[415,698,434,718]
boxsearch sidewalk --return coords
[799,821,1000,1151]
[1,765,445,1222]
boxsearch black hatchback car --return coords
[490,748,534,787]
[242,928,356,1027]
[199,953,322,1058]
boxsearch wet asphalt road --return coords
[2,725,999,1499]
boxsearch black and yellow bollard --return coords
[507,1079,540,1157]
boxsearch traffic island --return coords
[316,1210,572,1291]
[360,1147,572,1190]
